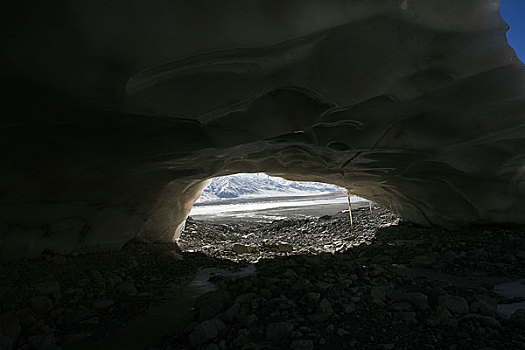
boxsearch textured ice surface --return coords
[1,0,524,259]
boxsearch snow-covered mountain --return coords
[195,173,346,204]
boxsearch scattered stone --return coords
[278,243,293,253]
[30,296,53,313]
[266,321,294,342]
[438,295,470,315]
[370,285,387,304]
[189,319,226,346]
[0,314,21,343]
[470,298,497,317]
[397,311,418,324]
[115,281,138,295]
[2,207,525,349]
[459,314,501,329]
[34,275,61,296]
[63,331,94,343]
[291,339,314,350]
[203,343,220,350]
[411,255,434,267]
[92,298,114,310]
[232,243,258,254]
[390,301,412,312]
[317,298,334,315]
[336,328,350,336]
[396,292,430,311]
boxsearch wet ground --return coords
[0,207,524,349]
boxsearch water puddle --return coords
[68,265,256,350]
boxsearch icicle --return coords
[346,190,353,226]
[369,201,372,214]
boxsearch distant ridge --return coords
[196,173,345,204]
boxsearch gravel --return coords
[0,207,524,349]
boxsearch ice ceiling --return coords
[1,0,524,260]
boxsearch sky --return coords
[500,0,525,62]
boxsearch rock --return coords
[336,328,350,336]
[370,285,386,304]
[317,298,334,315]
[30,296,54,313]
[411,255,434,267]
[189,319,226,346]
[510,309,525,327]
[115,281,138,295]
[396,292,430,311]
[305,292,321,306]
[90,270,105,287]
[203,344,220,350]
[230,328,251,348]
[378,344,395,350]
[459,314,501,329]
[307,312,332,323]
[199,301,226,321]
[28,332,58,350]
[92,298,114,310]
[470,298,497,317]
[221,292,255,320]
[50,255,68,265]
[195,290,231,320]
[343,303,356,314]
[390,301,413,312]
[232,243,258,254]
[57,309,98,326]
[260,288,272,299]
[283,269,298,279]
[245,313,258,326]
[266,322,294,342]
[438,295,470,315]
[278,243,293,253]
[63,331,94,343]
[291,339,314,350]
[27,335,44,348]
[396,312,418,324]
[372,255,393,265]
[291,278,314,292]
[222,302,242,323]
[17,308,36,327]
[0,314,21,344]
[424,307,452,327]
[34,275,61,296]
[80,316,100,326]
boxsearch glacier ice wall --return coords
[0,0,524,260]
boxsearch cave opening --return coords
[177,173,396,262]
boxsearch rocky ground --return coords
[0,241,239,349]
[180,205,392,262]
[1,207,524,349]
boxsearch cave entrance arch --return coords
[2,0,524,262]
[177,173,386,260]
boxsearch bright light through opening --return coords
[189,173,368,223]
